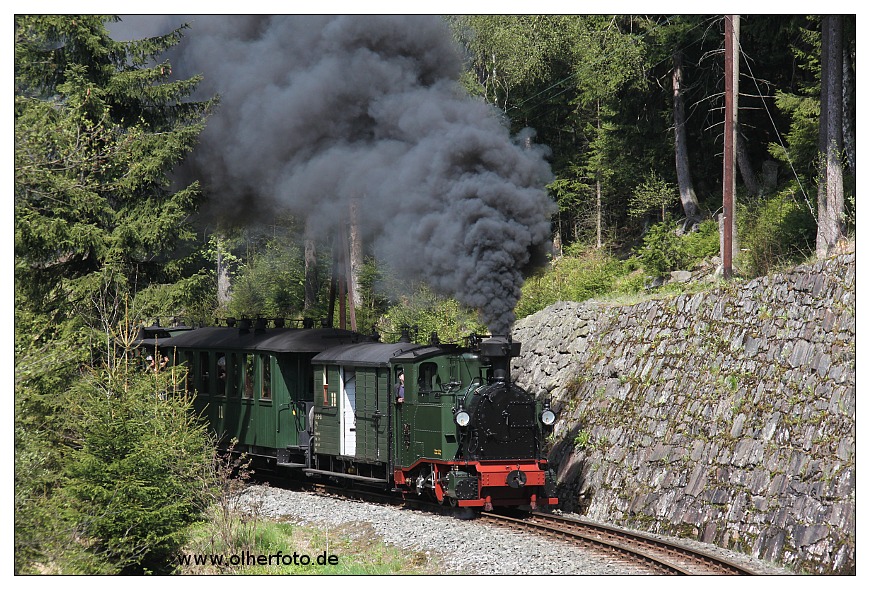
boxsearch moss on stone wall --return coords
[512,251,855,574]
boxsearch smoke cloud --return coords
[122,15,555,334]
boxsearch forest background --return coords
[13,14,856,573]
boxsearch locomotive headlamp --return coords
[454,400,470,427]
[540,400,556,426]
[540,408,556,426]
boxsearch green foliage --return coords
[221,225,334,323]
[738,190,816,276]
[226,239,306,319]
[682,219,721,261]
[14,16,216,574]
[573,430,591,449]
[637,219,719,278]
[629,171,678,222]
[15,15,216,331]
[378,284,486,343]
[636,221,685,278]
[768,90,820,184]
[449,15,575,111]
[59,353,211,574]
[515,249,641,319]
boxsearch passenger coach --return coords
[159,319,367,466]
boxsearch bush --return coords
[515,248,639,318]
[739,190,816,276]
[637,218,719,278]
[637,220,688,277]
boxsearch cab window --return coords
[418,362,442,393]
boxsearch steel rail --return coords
[479,511,758,575]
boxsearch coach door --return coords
[339,367,356,456]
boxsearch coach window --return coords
[216,352,227,396]
[226,353,238,396]
[198,351,210,395]
[260,354,272,400]
[183,351,195,393]
[243,354,255,398]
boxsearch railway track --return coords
[255,474,759,575]
[479,511,758,575]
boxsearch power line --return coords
[737,32,817,222]
[502,15,716,117]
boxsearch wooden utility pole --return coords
[722,15,739,279]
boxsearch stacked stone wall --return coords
[511,251,855,574]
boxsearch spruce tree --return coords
[15,15,216,329]
[14,15,216,573]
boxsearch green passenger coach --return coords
[161,321,366,466]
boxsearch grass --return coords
[177,511,439,575]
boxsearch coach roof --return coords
[312,342,467,366]
[163,326,368,353]
[312,342,423,367]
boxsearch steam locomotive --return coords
[137,319,557,511]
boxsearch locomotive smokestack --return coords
[479,336,521,385]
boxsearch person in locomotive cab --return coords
[395,369,405,404]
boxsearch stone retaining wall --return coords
[510,250,855,574]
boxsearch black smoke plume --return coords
[118,15,556,334]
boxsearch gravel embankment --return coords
[238,485,794,576]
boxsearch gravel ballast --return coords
[238,485,794,575]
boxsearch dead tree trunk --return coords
[672,50,702,229]
[303,217,319,312]
[816,15,845,258]
[349,198,363,311]
[216,235,232,311]
[736,131,760,196]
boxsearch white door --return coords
[340,368,356,456]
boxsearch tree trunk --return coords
[736,131,760,196]
[216,235,231,310]
[816,15,845,259]
[595,99,603,249]
[595,177,602,248]
[595,100,603,248]
[342,212,357,332]
[672,51,702,228]
[349,199,363,310]
[842,32,856,172]
[303,217,318,312]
